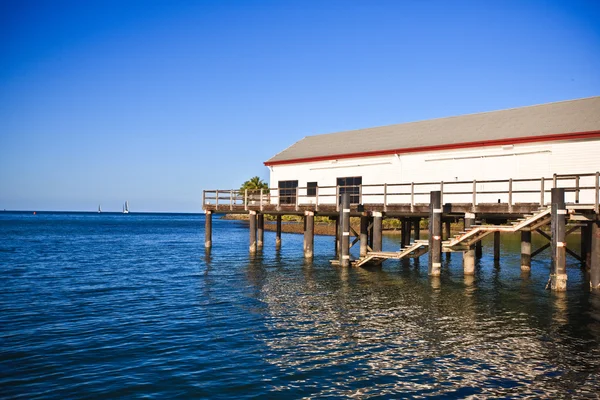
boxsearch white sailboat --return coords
[98,204,102,213]
[123,201,129,214]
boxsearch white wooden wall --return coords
[268,139,600,205]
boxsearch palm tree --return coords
[239,176,269,203]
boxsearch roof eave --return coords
[263,130,600,167]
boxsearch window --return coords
[337,176,362,204]
[278,180,298,205]
[307,182,317,197]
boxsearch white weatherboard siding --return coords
[269,139,600,205]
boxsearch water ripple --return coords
[1,213,599,398]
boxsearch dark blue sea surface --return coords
[1,212,600,398]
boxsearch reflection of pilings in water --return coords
[254,264,578,395]
[552,292,569,326]
[302,259,316,291]
[204,248,212,268]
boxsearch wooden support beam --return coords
[521,230,531,271]
[551,188,567,291]
[444,220,451,241]
[340,194,351,267]
[531,243,550,258]
[249,211,257,253]
[536,228,551,242]
[360,215,369,257]
[428,191,442,277]
[565,247,582,262]
[276,215,282,249]
[205,210,212,249]
[304,211,314,259]
[463,212,475,275]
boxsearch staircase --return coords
[445,207,552,249]
[354,240,429,267]
[347,207,553,267]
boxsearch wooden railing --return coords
[202,172,600,213]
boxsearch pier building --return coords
[203,97,600,291]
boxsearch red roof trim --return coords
[264,130,600,166]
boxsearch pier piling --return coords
[590,221,600,290]
[360,214,368,257]
[494,231,501,261]
[428,191,442,277]
[257,214,264,249]
[521,230,532,271]
[205,211,212,249]
[413,218,420,240]
[249,211,257,253]
[304,211,314,259]
[372,212,383,253]
[551,188,567,291]
[333,216,339,256]
[581,223,591,270]
[463,212,475,275]
[340,194,351,267]
[276,215,282,249]
[402,218,411,247]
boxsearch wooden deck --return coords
[203,173,600,218]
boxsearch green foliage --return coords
[239,177,269,203]
[239,176,269,193]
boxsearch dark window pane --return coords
[278,180,298,204]
[307,182,317,197]
[337,176,362,204]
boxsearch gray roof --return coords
[265,96,600,165]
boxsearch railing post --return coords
[295,187,299,211]
[440,181,444,205]
[230,190,234,210]
[215,190,219,211]
[359,184,363,205]
[245,189,248,211]
[202,191,206,207]
[336,186,340,212]
[540,177,545,206]
[553,173,557,188]
[472,180,477,210]
[575,175,580,204]
[508,178,513,211]
[410,182,415,213]
[384,183,388,212]
[277,188,281,211]
[260,189,264,211]
[315,186,319,212]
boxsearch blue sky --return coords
[1,0,599,212]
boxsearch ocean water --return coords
[1,212,600,398]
